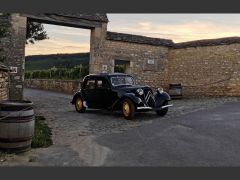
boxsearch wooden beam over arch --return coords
[20,13,108,29]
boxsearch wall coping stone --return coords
[107,32,240,49]
[174,37,240,49]
[106,31,174,47]
[26,79,82,82]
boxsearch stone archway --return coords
[0,13,108,100]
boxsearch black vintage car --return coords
[71,73,172,120]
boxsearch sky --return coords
[25,14,240,56]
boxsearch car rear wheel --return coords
[75,97,86,113]
[122,99,135,120]
[156,101,168,117]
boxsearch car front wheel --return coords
[75,97,86,113]
[122,99,135,120]
[156,101,168,117]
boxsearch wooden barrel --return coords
[0,100,35,153]
[169,84,183,99]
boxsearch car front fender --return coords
[71,91,84,104]
[154,91,171,107]
[119,93,142,106]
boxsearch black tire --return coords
[75,97,86,113]
[156,101,168,117]
[122,99,135,120]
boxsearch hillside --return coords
[25,53,90,71]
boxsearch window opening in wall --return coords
[114,59,130,73]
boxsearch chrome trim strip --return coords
[137,107,152,110]
[137,104,173,110]
[161,104,173,109]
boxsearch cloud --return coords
[25,24,90,56]
[44,24,91,37]
[26,14,240,55]
[108,14,240,42]
[26,38,90,56]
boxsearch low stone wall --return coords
[0,65,9,100]
[24,79,81,94]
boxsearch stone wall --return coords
[92,33,240,97]
[22,41,240,97]
[0,13,108,100]
[168,43,240,96]
[24,42,240,97]
[2,13,240,98]
[24,79,81,94]
[92,32,173,90]
[104,41,170,89]
[0,14,27,100]
[0,65,9,100]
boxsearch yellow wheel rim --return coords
[76,98,83,110]
[123,101,130,117]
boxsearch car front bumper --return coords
[137,104,173,111]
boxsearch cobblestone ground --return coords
[0,88,239,166]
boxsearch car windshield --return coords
[111,76,134,86]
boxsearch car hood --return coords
[117,85,151,93]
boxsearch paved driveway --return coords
[97,101,240,166]
[1,88,240,166]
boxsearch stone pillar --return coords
[0,13,27,100]
[89,23,107,74]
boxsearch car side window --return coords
[86,79,95,89]
[96,80,103,89]
[96,78,110,89]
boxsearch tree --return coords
[26,21,49,44]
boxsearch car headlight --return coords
[157,87,164,94]
[136,88,144,96]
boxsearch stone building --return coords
[0,63,9,100]
[97,31,173,89]
[0,13,240,99]
[95,32,240,97]
[0,13,108,100]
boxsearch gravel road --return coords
[0,88,239,166]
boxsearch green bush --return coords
[25,64,89,80]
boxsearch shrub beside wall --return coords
[25,65,89,80]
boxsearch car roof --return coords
[85,73,131,78]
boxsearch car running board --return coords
[137,104,173,110]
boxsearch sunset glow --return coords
[25,14,240,56]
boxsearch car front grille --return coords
[143,89,155,107]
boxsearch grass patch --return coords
[31,116,53,148]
